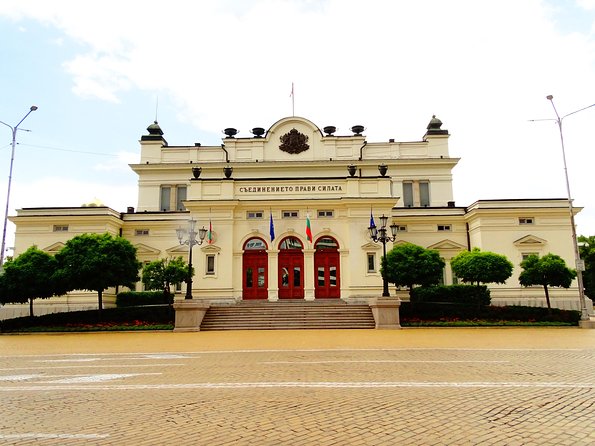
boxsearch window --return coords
[53,225,69,232]
[206,254,215,275]
[160,185,188,211]
[420,181,430,207]
[135,229,150,236]
[522,252,539,261]
[282,210,299,218]
[403,182,413,207]
[317,210,334,218]
[519,217,534,225]
[247,211,264,219]
[160,186,171,211]
[176,186,187,211]
[437,224,451,231]
[397,225,407,232]
[367,253,376,273]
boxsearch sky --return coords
[1,0,595,257]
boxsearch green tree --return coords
[142,257,189,307]
[578,235,595,299]
[382,243,445,290]
[519,253,576,310]
[450,248,513,286]
[0,246,63,317]
[54,233,141,313]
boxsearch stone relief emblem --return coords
[279,128,309,154]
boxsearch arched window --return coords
[279,237,303,250]
[244,238,267,250]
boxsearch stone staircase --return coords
[200,300,376,330]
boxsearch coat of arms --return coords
[279,128,309,154]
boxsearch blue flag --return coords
[269,212,275,242]
[370,210,376,229]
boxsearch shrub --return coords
[410,284,491,306]
[116,291,169,307]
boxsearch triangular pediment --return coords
[201,244,221,253]
[44,242,65,254]
[428,239,467,251]
[361,242,381,250]
[166,244,191,255]
[134,243,161,255]
[513,235,547,247]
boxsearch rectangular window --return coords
[282,210,299,218]
[397,225,407,232]
[206,254,215,275]
[135,229,150,236]
[419,181,430,207]
[247,211,264,219]
[522,252,539,261]
[53,225,69,232]
[317,210,334,218]
[160,186,171,211]
[437,224,451,231]
[176,186,187,211]
[519,217,534,225]
[403,182,414,207]
[367,253,376,273]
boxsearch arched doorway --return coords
[242,237,268,300]
[278,236,304,299]
[314,236,341,298]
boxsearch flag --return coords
[208,219,213,244]
[370,209,376,229]
[269,212,275,242]
[290,82,294,98]
[305,213,313,243]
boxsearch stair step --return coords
[200,301,375,331]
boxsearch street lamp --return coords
[368,214,398,297]
[0,105,38,269]
[176,218,207,299]
[546,95,594,321]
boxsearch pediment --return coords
[361,242,381,250]
[428,239,467,251]
[201,244,221,253]
[43,242,65,254]
[134,243,161,255]
[165,244,191,255]
[513,234,547,247]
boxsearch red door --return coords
[314,237,340,299]
[243,238,268,300]
[278,237,304,299]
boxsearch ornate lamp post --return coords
[0,105,38,268]
[176,218,207,299]
[368,214,398,297]
[546,95,594,321]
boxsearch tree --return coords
[382,243,445,290]
[54,233,141,313]
[0,246,63,317]
[519,253,576,310]
[450,248,513,286]
[578,235,595,299]
[142,257,189,307]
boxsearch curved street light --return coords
[546,95,594,321]
[176,218,207,299]
[0,106,38,269]
[368,214,398,297]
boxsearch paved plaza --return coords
[0,328,594,445]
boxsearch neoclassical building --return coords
[4,115,592,318]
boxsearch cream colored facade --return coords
[3,115,593,318]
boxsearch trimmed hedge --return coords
[400,302,581,324]
[0,306,173,332]
[410,284,491,306]
[116,291,169,307]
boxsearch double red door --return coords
[278,251,304,299]
[243,251,267,299]
[314,250,340,298]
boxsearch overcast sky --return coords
[1,0,595,255]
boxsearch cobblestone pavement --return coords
[0,328,594,445]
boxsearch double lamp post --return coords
[176,218,207,299]
[368,214,398,297]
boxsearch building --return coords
[4,115,592,318]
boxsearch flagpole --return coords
[291,82,295,116]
